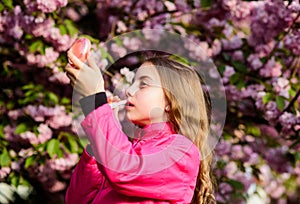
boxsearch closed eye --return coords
[139,81,149,88]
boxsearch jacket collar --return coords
[133,122,175,141]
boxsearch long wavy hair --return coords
[145,56,216,204]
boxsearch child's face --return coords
[125,62,167,126]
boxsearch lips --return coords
[127,101,134,107]
[126,101,134,109]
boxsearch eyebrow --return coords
[132,75,152,83]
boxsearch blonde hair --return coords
[145,56,216,204]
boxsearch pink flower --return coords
[123,37,141,51]
[222,65,235,84]
[259,57,282,78]
[4,125,16,141]
[20,131,39,145]
[248,0,293,45]
[231,145,244,160]
[24,0,67,13]
[31,18,54,37]
[222,0,238,10]
[231,50,244,62]
[279,112,298,128]
[265,180,286,199]
[247,54,262,70]
[0,167,11,179]
[49,67,70,84]
[25,47,59,68]
[215,140,231,155]
[49,153,78,171]
[37,124,52,144]
[18,148,35,158]
[221,35,243,50]
[225,85,241,101]
[8,109,24,120]
[65,8,81,22]
[284,29,300,55]
[120,67,135,83]
[259,124,279,139]
[111,43,127,58]
[11,161,21,171]
[142,28,163,43]
[273,77,290,98]
[24,105,45,122]
[116,21,128,33]
[48,180,66,193]
[46,113,72,129]
[264,101,280,121]
[211,39,222,56]
[264,147,293,173]
[224,161,238,176]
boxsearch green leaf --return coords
[114,38,123,47]
[19,176,31,187]
[58,24,68,35]
[61,97,70,104]
[227,179,244,190]
[25,34,34,40]
[229,73,240,84]
[168,55,188,66]
[68,136,78,153]
[0,125,4,138]
[47,92,59,104]
[25,155,36,168]
[57,148,63,158]
[276,95,285,111]
[15,123,28,134]
[236,80,246,90]
[0,151,11,166]
[262,93,273,104]
[288,89,296,97]
[22,83,35,90]
[29,40,43,53]
[232,61,247,73]
[222,53,231,61]
[47,139,60,158]
[218,64,226,74]
[247,125,261,137]
[10,175,19,187]
[65,19,78,36]
[295,152,300,161]
[0,3,5,12]
[290,138,300,149]
[201,0,213,9]
[2,0,13,9]
[100,47,114,63]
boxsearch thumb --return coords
[87,54,99,70]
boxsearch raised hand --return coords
[65,51,105,97]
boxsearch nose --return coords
[125,84,138,97]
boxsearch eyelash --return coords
[139,81,149,88]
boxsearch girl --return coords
[65,51,216,204]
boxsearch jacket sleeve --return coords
[65,147,104,204]
[81,104,200,202]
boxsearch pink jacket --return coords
[66,104,200,203]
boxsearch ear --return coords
[165,105,170,112]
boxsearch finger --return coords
[112,96,121,102]
[113,106,120,119]
[87,54,99,70]
[67,50,86,69]
[66,72,76,86]
[65,66,79,79]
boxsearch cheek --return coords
[148,107,165,119]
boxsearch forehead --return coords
[135,62,160,80]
